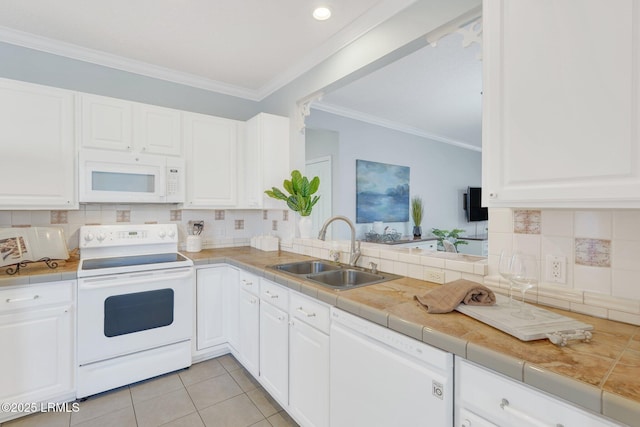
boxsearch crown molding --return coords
[312,101,481,152]
[0,26,262,101]
[258,0,418,99]
[0,0,417,103]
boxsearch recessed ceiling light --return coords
[313,6,332,21]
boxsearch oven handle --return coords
[78,267,193,289]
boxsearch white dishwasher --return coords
[330,308,453,427]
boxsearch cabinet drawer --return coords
[0,281,74,313]
[239,270,259,296]
[290,292,330,334]
[260,278,289,311]
[457,359,619,427]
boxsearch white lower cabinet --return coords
[195,266,231,352]
[455,358,622,427]
[237,271,260,377]
[0,281,75,423]
[224,266,240,351]
[191,265,625,427]
[258,279,289,406]
[288,292,330,427]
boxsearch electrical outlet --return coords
[546,255,567,284]
[425,269,445,284]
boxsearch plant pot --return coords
[413,226,422,239]
[299,216,313,239]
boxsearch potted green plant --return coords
[431,228,468,251]
[411,196,424,239]
[265,170,320,238]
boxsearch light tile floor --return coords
[1,355,298,427]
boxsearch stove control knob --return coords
[168,229,176,238]
[97,233,106,242]
[84,233,94,242]
[158,230,167,238]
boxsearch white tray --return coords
[455,294,593,342]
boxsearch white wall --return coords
[305,109,485,240]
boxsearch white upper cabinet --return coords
[239,113,290,209]
[134,103,182,156]
[80,93,182,156]
[482,0,640,208]
[0,78,77,209]
[183,112,240,208]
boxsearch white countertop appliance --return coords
[76,224,193,398]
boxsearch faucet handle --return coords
[369,262,378,274]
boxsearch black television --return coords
[464,187,488,222]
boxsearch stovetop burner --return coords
[81,252,189,271]
[77,224,193,277]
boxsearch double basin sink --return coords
[270,260,400,290]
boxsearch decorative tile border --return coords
[116,210,130,223]
[575,238,611,267]
[272,220,278,231]
[50,210,68,224]
[215,210,225,220]
[234,219,244,230]
[263,210,269,220]
[282,210,289,221]
[169,210,182,221]
[514,209,541,234]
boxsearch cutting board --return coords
[0,227,69,268]
[455,294,593,341]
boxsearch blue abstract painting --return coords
[356,160,409,224]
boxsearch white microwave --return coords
[79,150,185,203]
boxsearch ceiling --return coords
[0,0,482,150]
[314,28,482,150]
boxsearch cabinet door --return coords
[196,267,226,350]
[289,318,329,427]
[225,266,240,351]
[134,103,182,156]
[0,79,77,209]
[240,113,290,209]
[183,112,239,207]
[259,301,289,405]
[0,294,73,422]
[80,93,133,151]
[237,287,260,377]
[456,359,621,427]
[483,0,640,208]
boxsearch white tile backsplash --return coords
[573,265,612,294]
[613,210,640,240]
[611,269,640,300]
[611,240,640,271]
[574,211,612,239]
[541,210,574,237]
[488,208,640,325]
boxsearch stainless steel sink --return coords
[274,260,342,275]
[305,269,389,289]
[270,260,400,290]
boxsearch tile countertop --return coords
[2,247,638,426]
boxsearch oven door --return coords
[77,267,193,365]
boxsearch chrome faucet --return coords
[318,215,361,266]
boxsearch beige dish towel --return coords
[414,279,496,314]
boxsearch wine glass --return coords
[498,250,516,306]
[510,253,538,320]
